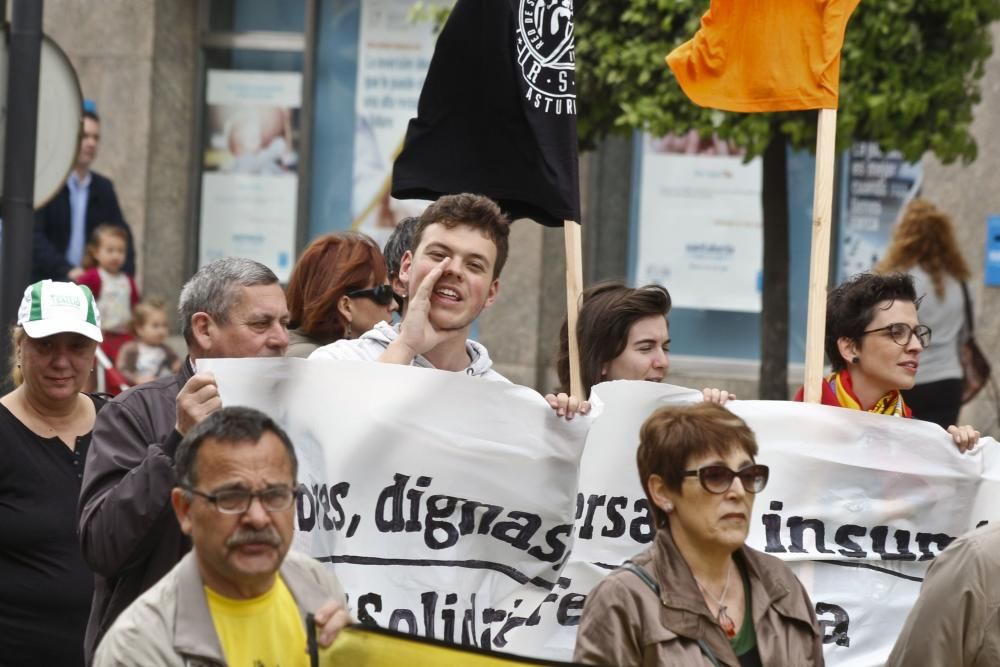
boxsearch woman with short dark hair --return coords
[794,271,979,450]
[574,402,823,666]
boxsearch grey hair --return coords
[175,406,298,489]
[179,257,279,346]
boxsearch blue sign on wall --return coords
[986,216,1000,287]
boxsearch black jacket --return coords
[33,171,136,281]
[78,361,193,664]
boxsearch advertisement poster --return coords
[633,131,763,313]
[198,70,302,281]
[351,0,438,247]
[836,142,922,282]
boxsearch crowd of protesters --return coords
[1,189,993,666]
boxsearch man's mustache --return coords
[226,527,282,548]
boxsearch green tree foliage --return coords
[575,0,1000,163]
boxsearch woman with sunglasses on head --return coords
[284,232,398,359]
[794,272,979,451]
[575,402,823,666]
[546,282,733,419]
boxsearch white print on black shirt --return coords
[517,0,578,116]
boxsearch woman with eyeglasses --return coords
[876,199,972,429]
[575,403,823,666]
[794,272,979,451]
[284,232,398,358]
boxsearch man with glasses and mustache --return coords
[794,272,979,451]
[310,194,510,382]
[93,407,350,666]
[79,257,291,662]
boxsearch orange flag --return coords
[666,0,861,112]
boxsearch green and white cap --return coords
[17,280,103,342]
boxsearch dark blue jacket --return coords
[33,171,136,281]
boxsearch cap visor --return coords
[21,319,103,343]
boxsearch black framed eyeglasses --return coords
[861,323,932,348]
[346,284,395,306]
[184,485,300,514]
[683,464,769,494]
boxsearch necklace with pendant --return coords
[696,562,737,638]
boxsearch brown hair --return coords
[556,282,671,396]
[130,297,169,335]
[411,194,511,279]
[637,403,758,529]
[876,199,971,298]
[286,232,387,342]
[82,224,129,269]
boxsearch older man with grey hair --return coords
[79,257,289,664]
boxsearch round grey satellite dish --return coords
[0,32,83,209]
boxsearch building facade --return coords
[40,1,1000,433]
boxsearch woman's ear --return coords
[337,295,353,324]
[836,336,860,367]
[648,474,678,514]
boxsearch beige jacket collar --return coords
[172,551,331,664]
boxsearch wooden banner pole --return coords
[802,108,838,404]
[564,220,585,400]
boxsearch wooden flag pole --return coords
[564,220,585,400]
[802,108,838,404]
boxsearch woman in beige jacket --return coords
[573,403,824,667]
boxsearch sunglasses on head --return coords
[346,284,395,306]
[683,463,770,494]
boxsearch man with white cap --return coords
[1,280,104,667]
[78,257,290,663]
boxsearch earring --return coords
[851,356,860,364]
[664,502,674,513]
[346,323,353,338]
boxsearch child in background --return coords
[116,299,181,385]
[76,224,140,363]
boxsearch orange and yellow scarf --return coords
[796,370,911,417]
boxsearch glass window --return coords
[209,0,306,33]
[629,137,814,363]
[309,0,361,237]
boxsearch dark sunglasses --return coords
[683,463,769,494]
[346,284,395,306]
[861,322,932,349]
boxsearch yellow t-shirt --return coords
[205,576,309,667]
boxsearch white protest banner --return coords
[529,381,1000,666]
[205,357,590,652]
[205,358,1000,666]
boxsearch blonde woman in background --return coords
[877,199,971,428]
